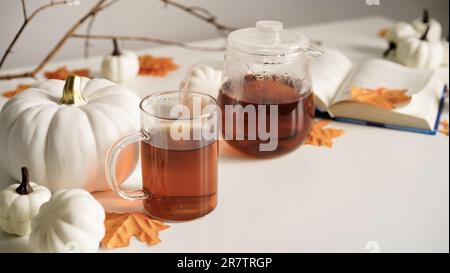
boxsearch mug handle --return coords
[105,130,150,201]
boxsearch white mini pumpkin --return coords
[396,26,445,69]
[411,9,442,42]
[386,21,419,44]
[0,167,51,236]
[384,22,419,59]
[29,189,105,253]
[0,75,140,192]
[181,62,223,98]
[101,39,139,83]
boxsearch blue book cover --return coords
[315,85,448,135]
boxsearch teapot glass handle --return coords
[105,130,150,201]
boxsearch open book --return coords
[312,48,448,134]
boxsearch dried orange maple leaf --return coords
[101,212,169,249]
[440,120,449,136]
[351,86,412,110]
[138,54,179,77]
[378,27,389,38]
[44,66,91,80]
[305,120,345,148]
[2,84,32,98]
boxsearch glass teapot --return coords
[217,20,322,157]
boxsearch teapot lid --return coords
[227,20,310,56]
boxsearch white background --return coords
[0,0,449,68]
[0,16,448,252]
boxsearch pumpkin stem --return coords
[60,75,87,105]
[383,42,397,58]
[16,167,33,195]
[112,38,121,56]
[422,9,429,24]
[421,25,430,41]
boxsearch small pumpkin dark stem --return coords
[15,167,33,195]
[112,38,121,56]
[422,9,430,24]
[383,42,397,58]
[420,25,430,41]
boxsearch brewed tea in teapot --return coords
[218,20,322,157]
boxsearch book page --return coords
[311,47,352,110]
[418,70,445,130]
[329,59,442,129]
[333,59,435,103]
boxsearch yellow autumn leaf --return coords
[101,212,169,249]
[351,86,412,110]
[305,120,345,148]
[44,66,91,80]
[2,84,32,98]
[440,120,449,136]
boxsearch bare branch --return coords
[31,0,108,74]
[21,0,28,21]
[0,71,36,81]
[72,34,225,52]
[0,0,109,80]
[158,0,236,34]
[83,0,120,57]
[0,0,66,69]
[84,15,97,58]
[97,0,119,12]
[0,0,232,80]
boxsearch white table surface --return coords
[0,16,448,253]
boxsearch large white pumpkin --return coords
[0,76,140,192]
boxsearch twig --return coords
[84,15,97,58]
[21,0,27,20]
[31,0,108,74]
[84,0,119,57]
[72,34,225,52]
[0,71,36,80]
[98,0,120,11]
[159,0,236,34]
[0,0,66,69]
[0,0,232,80]
[0,0,109,80]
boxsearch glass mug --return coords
[106,91,219,222]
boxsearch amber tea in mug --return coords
[106,91,219,222]
[140,132,218,221]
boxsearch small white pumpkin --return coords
[396,26,445,69]
[182,65,222,98]
[101,39,139,83]
[411,9,442,42]
[384,22,419,59]
[386,21,419,44]
[29,189,105,253]
[0,167,51,236]
[0,75,140,192]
